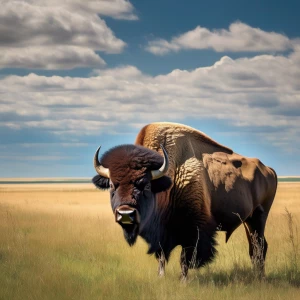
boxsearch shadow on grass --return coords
[267,269,300,288]
[189,264,300,288]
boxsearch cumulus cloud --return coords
[0,0,137,69]
[76,0,138,20]
[0,46,106,70]
[146,22,293,55]
[1,48,300,151]
[24,0,138,20]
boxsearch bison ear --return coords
[92,175,110,190]
[151,176,172,194]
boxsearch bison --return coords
[92,122,277,279]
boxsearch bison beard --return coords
[121,224,139,246]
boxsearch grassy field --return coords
[0,182,299,300]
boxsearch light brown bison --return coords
[93,122,277,279]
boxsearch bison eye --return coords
[135,178,148,190]
[110,181,119,190]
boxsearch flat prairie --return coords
[0,182,299,300]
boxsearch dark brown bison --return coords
[92,122,277,279]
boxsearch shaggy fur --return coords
[93,122,278,278]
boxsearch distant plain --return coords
[0,180,299,299]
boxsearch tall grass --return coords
[0,184,299,299]
[284,208,299,283]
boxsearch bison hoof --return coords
[158,269,165,277]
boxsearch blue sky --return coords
[0,0,299,177]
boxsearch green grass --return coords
[0,185,299,300]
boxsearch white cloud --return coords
[0,1,125,52]
[76,0,138,20]
[146,22,292,55]
[23,0,138,20]
[0,46,106,70]
[1,48,300,152]
[0,0,137,69]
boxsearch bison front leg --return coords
[180,230,217,281]
[180,248,189,281]
[156,251,166,277]
[179,246,200,281]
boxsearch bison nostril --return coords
[116,211,123,222]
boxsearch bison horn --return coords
[94,146,110,178]
[151,144,169,180]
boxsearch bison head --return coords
[92,144,172,246]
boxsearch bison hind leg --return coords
[180,230,217,280]
[244,205,269,278]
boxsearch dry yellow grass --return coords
[0,182,299,299]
